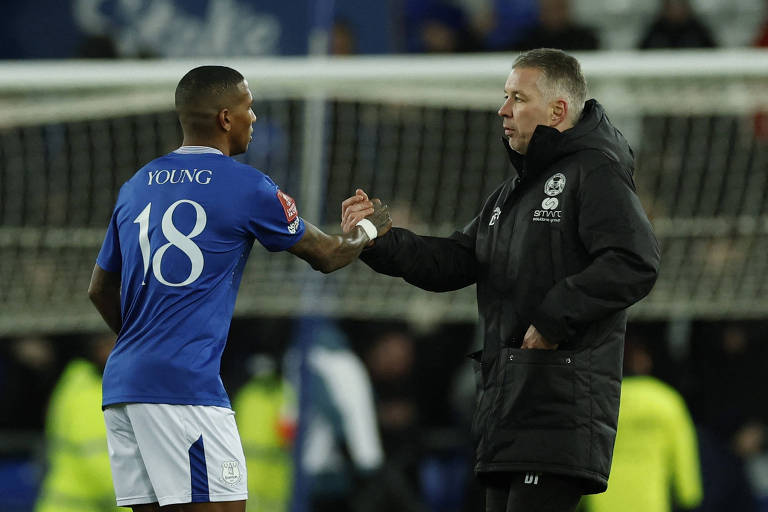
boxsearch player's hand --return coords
[521,325,558,350]
[341,189,373,233]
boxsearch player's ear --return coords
[218,108,232,132]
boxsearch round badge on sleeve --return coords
[544,173,566,196]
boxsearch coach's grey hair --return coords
[513,48,587,122]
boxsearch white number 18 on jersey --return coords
[133,199,207,287]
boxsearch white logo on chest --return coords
[534,173,566,223]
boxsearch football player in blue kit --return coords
[88,66,389,512]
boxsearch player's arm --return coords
[288,199,391,274]
[88,264,122,335]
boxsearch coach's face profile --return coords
[224,79,257,156]
[498,67,568,155]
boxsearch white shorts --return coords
[104,403,248,507]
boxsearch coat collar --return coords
[503,99,604,179]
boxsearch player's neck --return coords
[181,137,230,156]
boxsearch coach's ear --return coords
[218,108,232,132]
[548,99,568,130]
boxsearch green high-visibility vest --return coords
[233,377,294,512]
[35,359,119,512]
[582,376,703,512]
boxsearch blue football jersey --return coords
[97,146,305,408]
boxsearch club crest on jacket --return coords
[545,173,567,196]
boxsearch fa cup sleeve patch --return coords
[276,190,299,222]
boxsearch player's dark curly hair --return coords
[175,65,245,113]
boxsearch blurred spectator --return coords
[448,329,486,511]
[693,426,759,512]
[404,0,478,53]
[361,330,430,512]
[639,0,716,49]
[1,337,57,430]
[753,9,768,141]
[755,0,768,47]
[331,19,358,55]
[455,0,538,51]
[512,0,598,51]
[752,109,768,142]
[286,319,384,512]
[688,324,764,511]
[77,34,118,58]
[35,333,118,512]
[365,331,420,451]
[693,325,767,455]
[581,335,702,512]
[233,354,295,512]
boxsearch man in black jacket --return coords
[341,48,661,511]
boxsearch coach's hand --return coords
[341,189,373,232]
[341,189,374,231]
[341,189,392,239]
[521,325,558,350]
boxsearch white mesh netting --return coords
[2,51,768,334]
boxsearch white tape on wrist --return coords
[356,218,378,240]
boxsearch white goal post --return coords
[2,49,768,124]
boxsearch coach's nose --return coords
[498,96,512,118]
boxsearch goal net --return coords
[2,50,768,335]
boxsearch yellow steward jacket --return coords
[583,376,702,512]
[35,359,118,512]
[233,377,294,512]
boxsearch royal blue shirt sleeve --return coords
[96,209,122,273]
[247,175,306,252]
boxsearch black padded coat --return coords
[360,100,660,493]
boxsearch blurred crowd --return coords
[353,0,766,54]
[389,0,768,54]
[4,0,768,59]
[2,317,768,511]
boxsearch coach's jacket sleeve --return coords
[359,217,478,292]
[531,163,661,344]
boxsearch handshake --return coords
[340,188,392,241]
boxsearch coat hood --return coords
[505,99,635,178]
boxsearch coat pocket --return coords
[497,348,577,429]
